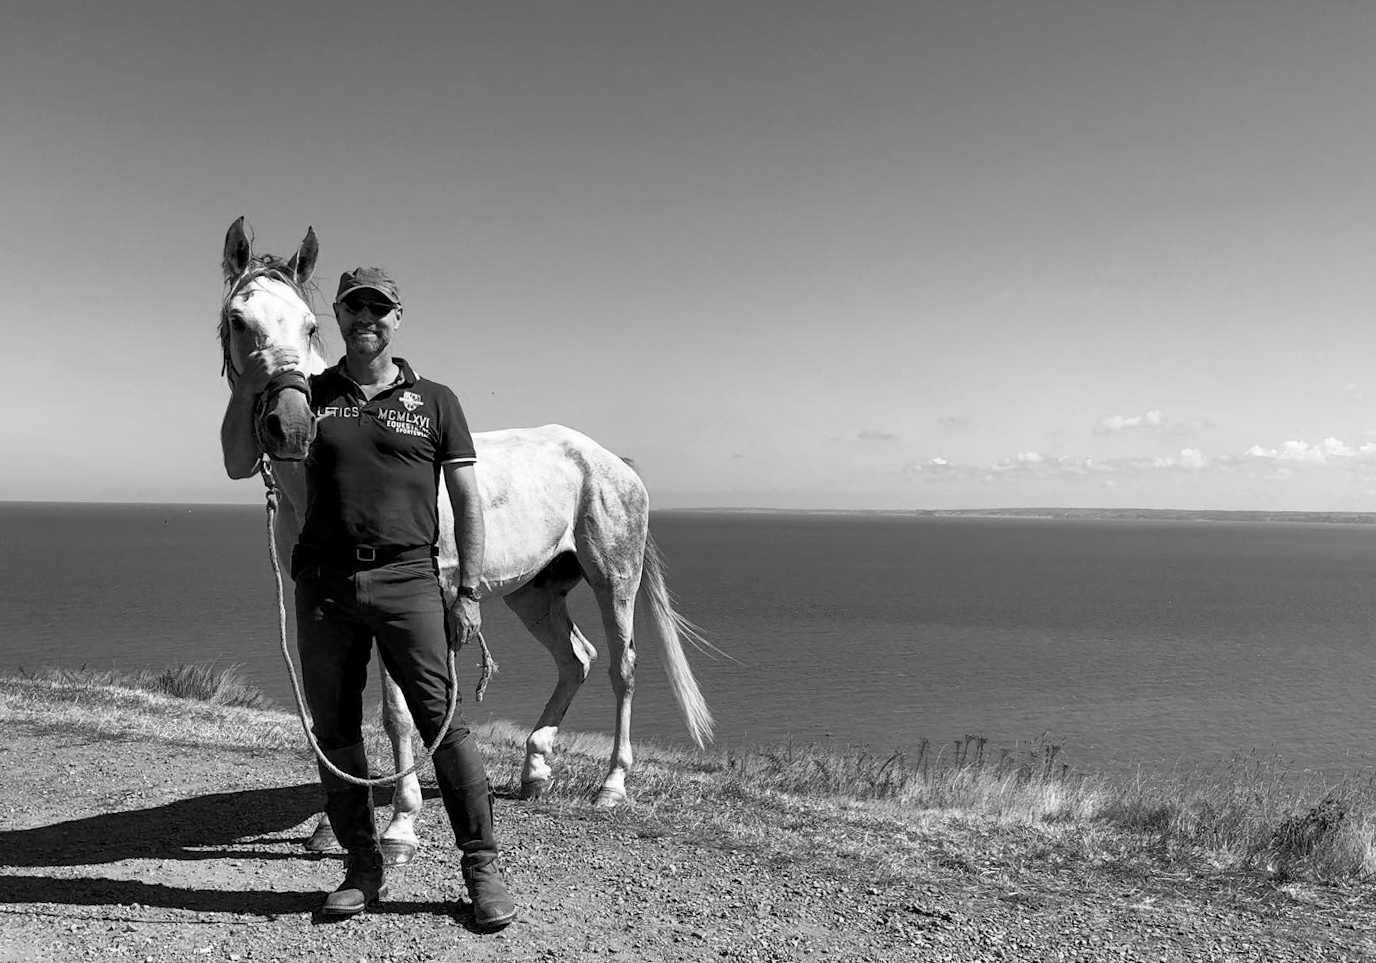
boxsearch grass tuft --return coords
[17,663,275,710]
[1097,753,1376,881]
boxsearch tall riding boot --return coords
[318,742,388,916]
[433,735,517,930]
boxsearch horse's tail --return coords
[639,531,715,747]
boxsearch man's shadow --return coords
[0,783,429,918]
[0,784,324,868]
[0,783,440,869]
[0,781,315,918]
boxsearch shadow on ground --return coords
[0,784,326,867]
[1,782,444,870]
[0,875,322,917]
[0,783,469,917]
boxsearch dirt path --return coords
[3,726,1376,962]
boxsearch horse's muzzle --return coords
[255,370,315,460]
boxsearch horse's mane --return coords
[218,254,327,385]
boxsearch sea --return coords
[4,503,1376,779]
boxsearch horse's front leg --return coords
[379,665,423,865]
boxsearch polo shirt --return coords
[298,357,476,556]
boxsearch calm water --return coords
[3,503,1376,777]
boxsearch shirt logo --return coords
[379,408,431,438]
[400,390,424,412]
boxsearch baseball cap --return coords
[336,266,401,306]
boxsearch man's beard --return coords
[346,325,391,352]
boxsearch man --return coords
[225,266,516,927]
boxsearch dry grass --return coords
[1101,752,1376,880]
[15,663,274,709]
[0,674,299,750]
[5,666,1375,885]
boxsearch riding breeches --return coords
[294,557,469,752]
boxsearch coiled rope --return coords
[259,456,490,788]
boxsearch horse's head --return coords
[219,216,326,462]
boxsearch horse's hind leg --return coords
[587,580,639,807]
[503,560,595,798]
[378,665,423,865]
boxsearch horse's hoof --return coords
[303,820,342,854]
[592,787,628,808]
[519,777,553,800]
[380,838,419,867]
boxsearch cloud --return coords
[1093,409,1194,438]
[980,437,1364,477]
[1242,437,1376,465]
[1095,409,1164,434]
[902,456,979,479]
[1154,448,1208,470]
[908,442,1348,484]
[903,435,1376,488]
[985,451,1097,477]
[1179,448,1208,469]
[858,429,899,442]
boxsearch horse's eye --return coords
[307,321,319,337]
[230,316,247,332]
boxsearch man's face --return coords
[334,289,401,354]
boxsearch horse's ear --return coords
[287,227,319,285]
[222,216,251,281]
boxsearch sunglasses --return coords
[338,295,397,316]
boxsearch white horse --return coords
[217,217,713,863]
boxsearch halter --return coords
[220,264,319,459]
[251,369,313,460]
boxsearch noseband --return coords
[252,368,313,459]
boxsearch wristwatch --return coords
[457,585,482,602]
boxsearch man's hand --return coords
[451,594,482,649]
[238,346,301,396]
[221,345,303,479]
[443,462,487,649]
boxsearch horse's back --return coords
[441,425,647,595]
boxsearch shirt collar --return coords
[326,357,418,392]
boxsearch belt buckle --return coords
[355,546,377,563]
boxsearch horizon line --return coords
[5,499,1376,521]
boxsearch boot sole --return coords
[320,884,390,917]
[473,913,517,929]
[473,908,516,931]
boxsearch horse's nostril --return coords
[264,413,284,443]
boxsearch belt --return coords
[295,543,434,573]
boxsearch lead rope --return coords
[260,456,464,787]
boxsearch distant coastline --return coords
[664,506,1376,524]
[6,501,1376,525]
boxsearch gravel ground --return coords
[3,727,1376,962]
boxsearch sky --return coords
[4,1,1376,511]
